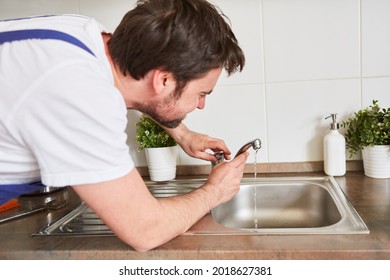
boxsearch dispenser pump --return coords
[325,113,339,130]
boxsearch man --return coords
[0,0,247,251]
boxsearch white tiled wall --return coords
[1,0,390,166]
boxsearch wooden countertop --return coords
[0,171,389,260]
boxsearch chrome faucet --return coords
[212,138,261,167]
[234,138,262,158]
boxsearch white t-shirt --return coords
[0,15,134,187]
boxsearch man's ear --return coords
[152,69,176,96]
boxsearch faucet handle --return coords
[211,151,225,168]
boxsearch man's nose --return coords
[197,97,206,109]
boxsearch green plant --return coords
[341,100,390,157]
[135,115,176,151]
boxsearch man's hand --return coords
[204,151,248,205]
[165,123,231,162]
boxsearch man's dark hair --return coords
[108,0,245,96]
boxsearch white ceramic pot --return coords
[361,145,390,179]
[144,146,178,181]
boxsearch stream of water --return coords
[253,149,259,228]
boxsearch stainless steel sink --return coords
[34,176,369,236]
[210,177,368,234]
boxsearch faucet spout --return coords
[234,138,261,158]
[212,138,261,167]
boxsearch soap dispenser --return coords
[323,113,346,176]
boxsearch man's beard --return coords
[135,95,184,128]
[142,109,183,128]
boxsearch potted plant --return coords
[342,100,390,178]
[135,114,178,181]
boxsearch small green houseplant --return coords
[342,100,390,156]
[135,115,176,151]
[342,100,390,178]
[135,114,177,181]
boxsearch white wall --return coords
[1,0,390,166]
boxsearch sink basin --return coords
[34,176,369,236]
[212,181,341,229]
[210,177,368,234]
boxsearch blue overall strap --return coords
[0,182,46,205]
[0,29,95,56]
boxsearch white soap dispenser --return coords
[323,113,346,176]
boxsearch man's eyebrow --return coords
[201,90,213,95]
